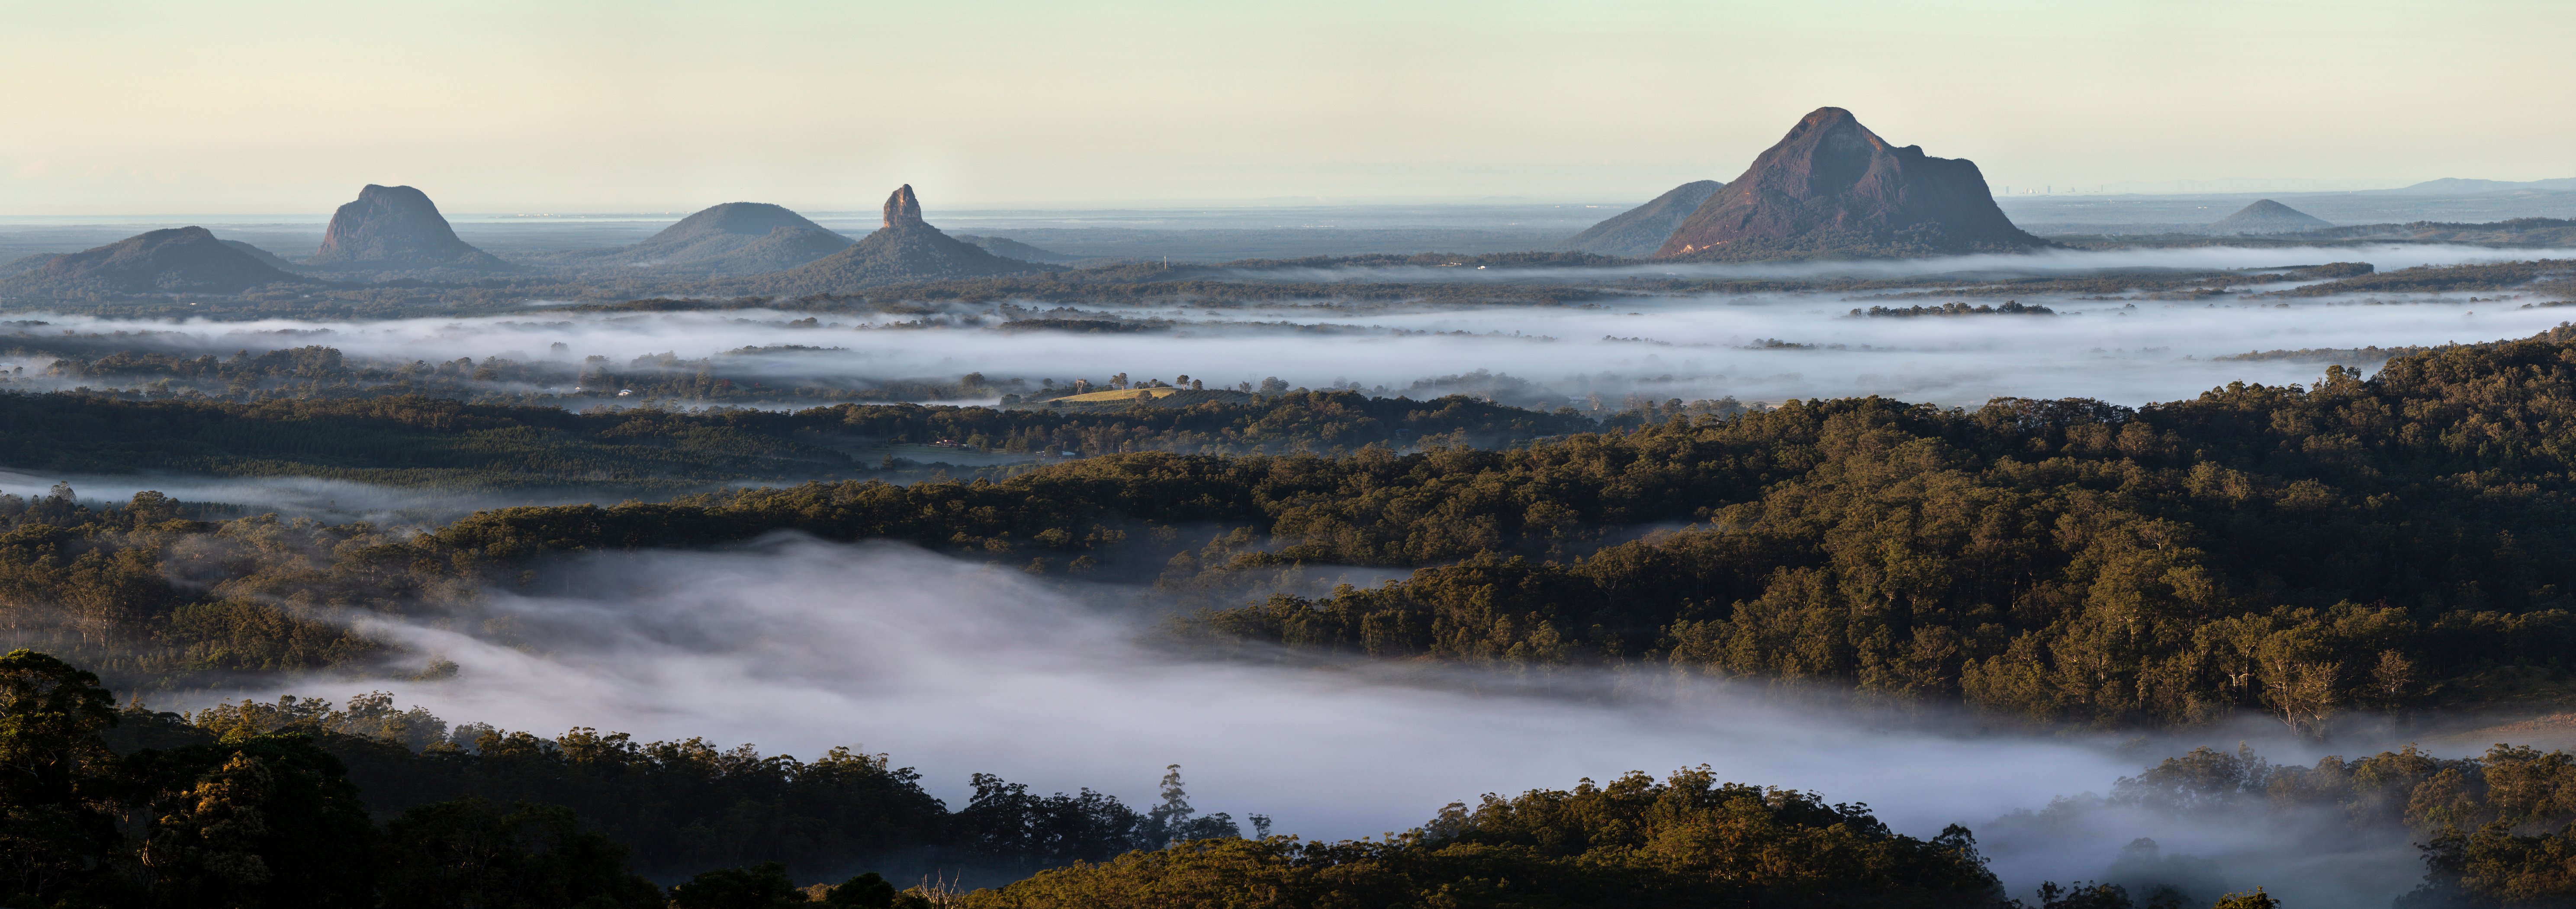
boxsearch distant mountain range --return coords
[0,185,1078,300]
[6,134,2569,301]
[2393,177,2576,195]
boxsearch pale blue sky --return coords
[3,0,2569,213]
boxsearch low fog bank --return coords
[0,470,613,526]
[9,286,2567,408]
[191,539,2438,905]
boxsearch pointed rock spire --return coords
[756,184,1048,292]
[883,184,925,229]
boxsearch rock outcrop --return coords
[884,184,925,227]
[1656,108,2041,260]
[1557,180,1724,257]
[2206,200,2332,235]
[756,185,1045,292]
[304,184,505,271]
[0,227,315,297]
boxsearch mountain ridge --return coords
[2396,177,2576,195]
[1557,181,1724,257]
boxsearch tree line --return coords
[19,340,1002,407]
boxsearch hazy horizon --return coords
[0,182,2561,223]
[8,0,2574,214]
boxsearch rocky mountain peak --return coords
[1655,107,2039,260]
[884,185,925,229]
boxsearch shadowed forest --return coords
[16,647,2575,908]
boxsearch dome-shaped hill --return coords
[1657,108,2041,260]
[1557,180,1724,257]
[304,184,507,272]
[753,186,1047,293]
[650,202,827,242]
[616,202,854,274]
[0,227,317,297]
[2207,200,2332,235]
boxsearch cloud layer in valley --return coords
[7,279,2561,409]
[194,539,2436,906]
[0,469,609,525]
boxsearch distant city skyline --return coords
[5,0,2570,214]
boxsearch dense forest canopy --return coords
[11,326,2576,731]
[0,389,1596,493]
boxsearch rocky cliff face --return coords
[883,184,926,228]
[1656,108,2040,260]
[1,227,315,297]
[304,184,505,270]
[1557,180,1724,257]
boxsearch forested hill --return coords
[15,326,2576,728]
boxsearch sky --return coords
[3,0,2572,213]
